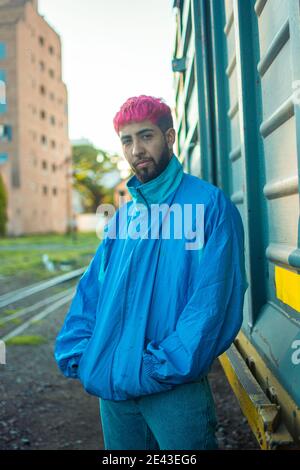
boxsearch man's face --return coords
[119,120,175,183]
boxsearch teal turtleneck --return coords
[126,154,183,206]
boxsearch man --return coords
[54,95,247,450]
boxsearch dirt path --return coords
[0,300,258,450]
[0,303,102,450]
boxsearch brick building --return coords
[0,0,72,235]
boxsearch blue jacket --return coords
[54,155,247,400]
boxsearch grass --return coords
[0,231,100,247]
[6,335,47,346]
[2,308,21,316]
[0,249,96,277]
[0,232,101,279]
[0,308,22,326]
[8,318,22,325]
[0,318,22,327]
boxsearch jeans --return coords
[99,375,218,450]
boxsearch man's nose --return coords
[132,139,145,156]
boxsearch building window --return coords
[49,92,55,101]
[50,139,56,149]
[49,45,54,55]
[43,185,48,195]
[52,163,56,172]
[41,135,47,146]
[39,36,45,46]
[42,160,47,170]
[0,124,12,142]
[0,43,6,60]
[40,110,46,120]
[30,181,37,192]
[40,85,46,95]
[52,187,57,196]
[49,69,55,78]
[50,115,56,126]
[11,167,20,188]
[39,61,45,71]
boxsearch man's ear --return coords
[165,128,176,151]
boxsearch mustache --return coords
[133,158,153,168]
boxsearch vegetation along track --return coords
[0,268,86,343]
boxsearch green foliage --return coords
[3,308,20,316]
[73,145,118,212]
[0,174,8,237]
[6,335,47,346]
[0,231,98,246]
[0,232,100,279]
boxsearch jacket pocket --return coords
[139,358,174,395]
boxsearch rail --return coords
[0,268,86,342]
[0,267,86,309]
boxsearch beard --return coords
[133,140,171,183]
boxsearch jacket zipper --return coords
[136,188,149,209]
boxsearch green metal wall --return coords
[172,0,300,436]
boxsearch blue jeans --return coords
[99,375,218,450]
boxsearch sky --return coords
[38,0,176,155]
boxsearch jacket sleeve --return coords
[143,192,248,385]
[54,241,105,379]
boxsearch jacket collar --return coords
[126,154,183,206]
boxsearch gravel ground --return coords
[0,296,259,451]
[210,360,259,449]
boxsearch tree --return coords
[72,144,119,213]
[0,173,7,237]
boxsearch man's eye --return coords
[142,134,152,140]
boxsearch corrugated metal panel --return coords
[251,0,300,410]
[173,0,300,447]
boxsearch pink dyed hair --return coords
[113,95,173,134]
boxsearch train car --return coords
[171,0,300,449]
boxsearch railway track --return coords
[0,268,86,343]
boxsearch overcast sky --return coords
[38,0,176,154]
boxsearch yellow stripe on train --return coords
[275,266,300,313]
